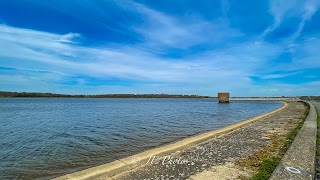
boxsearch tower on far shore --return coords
[218,92,230,103]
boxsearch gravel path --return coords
[108,102,305,180]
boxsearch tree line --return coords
[0,91,212,98]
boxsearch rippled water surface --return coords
[0,98,282,179]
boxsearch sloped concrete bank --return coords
[54,102,288,180]
[113,102,305,180]
[270,102,317,180]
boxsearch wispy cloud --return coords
[262,0,300,37]
[258,71,300,80]
[115,1,242,50]
[263,0,320,40]
[0,23,252,94]
[291,0,320,40]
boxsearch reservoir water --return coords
[0,98,282,179]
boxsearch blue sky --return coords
[0,0,319,96]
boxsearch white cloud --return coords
[260,71,300,80]
[263,0,320,40]
[291,0,320,40]
[0,24,258,95]
[115,1,242,49]
[0,25,227,79]
[1,22,315,96]
[247,81,320,96]
[262,0,300,37]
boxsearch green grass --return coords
[251,157,281,180]
[278,118,304,156]
[247,102,309,180]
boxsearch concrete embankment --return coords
[313,101,320,179]
[115,102,305,180]
[54,102,288,180]
[270,102,317,180]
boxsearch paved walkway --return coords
[312,102,320,180]
[270,102,317,180]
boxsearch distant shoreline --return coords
[0,91,212,98]
[0,91,311,99]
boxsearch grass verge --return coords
[237,102,310,180]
